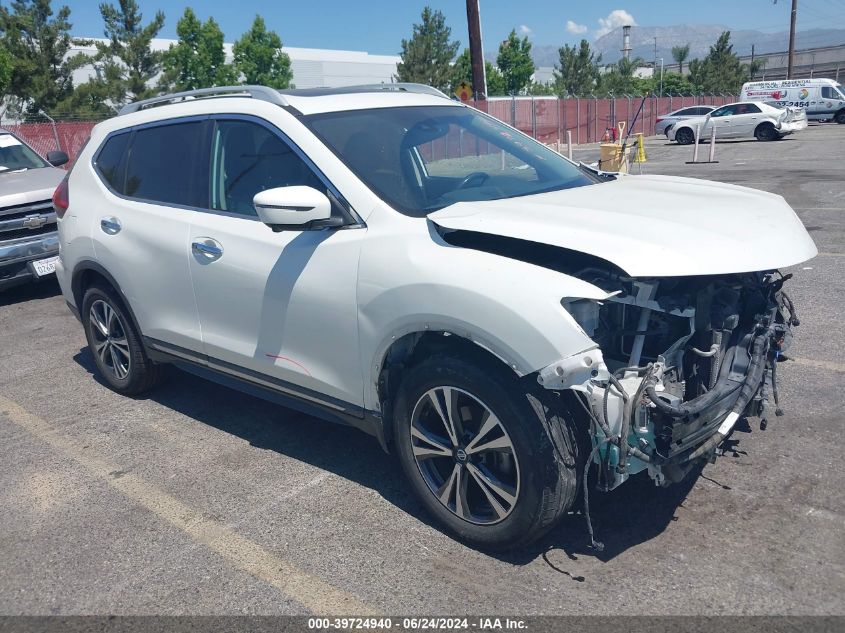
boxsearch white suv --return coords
[55,85,816,549]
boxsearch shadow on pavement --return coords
[74,347,696,565]
[0,278,61,307]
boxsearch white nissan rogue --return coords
[54,84,816,550]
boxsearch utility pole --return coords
[466,0,487,100]
[787,0,797,78]
[750,44,755,80]
[653,36,658,68]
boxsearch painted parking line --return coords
[0,395,377,616]
[789,357,845,373]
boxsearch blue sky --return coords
[59,1,845,55]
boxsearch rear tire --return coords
[755,122,778,141]
[82,285,162,395]
[393,353,580,550]
[674,127,694,145]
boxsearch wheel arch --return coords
[375,330,526,453]
[71,259,146,347]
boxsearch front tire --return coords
[835,110,845,124]
[393,354,580,550]
[674,127,694,145]
[82,285,161,395]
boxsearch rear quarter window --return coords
[94,132,131,193]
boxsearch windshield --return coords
[305,105,598,216]
[0,133,49,173]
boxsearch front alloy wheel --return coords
[393,353,581,549]
[410,386,520,525]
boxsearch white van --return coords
[741,78,845,123]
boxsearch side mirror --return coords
[46,150,69,167]
[253,186,337,231]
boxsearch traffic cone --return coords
[633,133,647,163]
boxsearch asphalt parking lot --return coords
[1,123,843,616]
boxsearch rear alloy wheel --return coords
[393,354,580,550]
[82,285,162,395]
[675,127,694,145]
[755,123,778,141]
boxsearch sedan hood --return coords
[428,174,817,277]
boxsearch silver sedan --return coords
[655,105,715,136]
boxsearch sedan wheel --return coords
[410,386,520,525]
[675,127,694,145]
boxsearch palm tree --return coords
[672,44,691,75]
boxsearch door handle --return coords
[191,240,223,258]
[100,217,121,235]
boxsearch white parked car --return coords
[54,85,816,549]
[655,105,715,136]
[668,101,807,144]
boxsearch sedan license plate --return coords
[31,255,59,277]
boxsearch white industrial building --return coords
[69,38,401,89]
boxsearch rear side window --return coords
[124,121,207,207]
[94,132,130,192]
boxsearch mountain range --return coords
[486,25,845,68]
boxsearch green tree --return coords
[688,58,705,92]
[553,39,600,96]
[0,47,12,97]
[232,15,292,88]
[396,6,459,91]
[92,0,165,103]
[0,0,91,115]
[161,8,235,91]
[671,44,690,75]
[450,48,505,96]
[698,31,747,93]
[497,29,534,95]
[660,72,694,95]
[597,57,646,96]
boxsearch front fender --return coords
[357,217,608,410]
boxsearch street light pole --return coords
[659,58,664,97]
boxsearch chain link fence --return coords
[2,94,738,168]
[474,93,739,146]
[1,115,103,169]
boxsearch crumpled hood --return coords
[428,174,817,277]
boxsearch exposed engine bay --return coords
[541,268,799,493]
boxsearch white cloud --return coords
[565,20,588,35]
[518,24,532,36]
[595,9,636,39]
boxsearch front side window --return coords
[821,85,845,99]
[306,105,597,216]
[124,121,207,207]
[0,133,49,173]
[711,105,737,117]
[209,119,323,216]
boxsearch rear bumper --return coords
[0,234,59,290]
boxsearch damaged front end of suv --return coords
[540,270,800,496]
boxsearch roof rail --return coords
[353,83,450,99]
[118,85,288,115]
